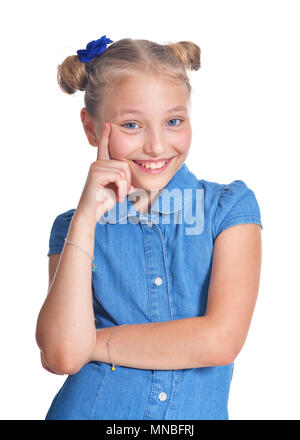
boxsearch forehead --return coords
[105,75,190,117]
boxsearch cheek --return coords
[175,129,192,154]
[108,131,135,158]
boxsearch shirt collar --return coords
[102,162,198,224]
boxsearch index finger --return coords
[97,122,111,161]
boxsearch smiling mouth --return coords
[132,157,174,174]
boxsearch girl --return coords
[36,35,263,420]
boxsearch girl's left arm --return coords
[87,223,262,371]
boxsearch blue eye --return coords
[122,122,139,129]
[167,118,183,127]
[122,118,183,130]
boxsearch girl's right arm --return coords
[35,122,136,375]
[36,211,98,375]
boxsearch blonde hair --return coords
[57,38,201,122]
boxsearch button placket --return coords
[140,220,173,420]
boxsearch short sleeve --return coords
[47,209,76,257]
[213,180,263,240]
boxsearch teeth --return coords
[136,161,167,169]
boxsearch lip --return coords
[132,157,174,174]
[133,157,174,163]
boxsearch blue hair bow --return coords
[77,35,114,63]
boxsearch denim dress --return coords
[45,162,263,420]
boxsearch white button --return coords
[147,221,153,228]
[154,277,163,286]
[159,392,167,401]
[129,215,140,224]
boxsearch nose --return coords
[142,126,166,157]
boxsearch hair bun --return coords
[166,41,201,71]
[57,55,88,94]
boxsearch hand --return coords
[76,122,137,225]
[40,351,65,375]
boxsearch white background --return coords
[1,0,299,420]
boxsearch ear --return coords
[80,107,98,146]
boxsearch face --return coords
[83,74,192,197]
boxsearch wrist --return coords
[88,328,111,364]
[87,329,98,363]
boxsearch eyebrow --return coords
[114,105,188,117]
